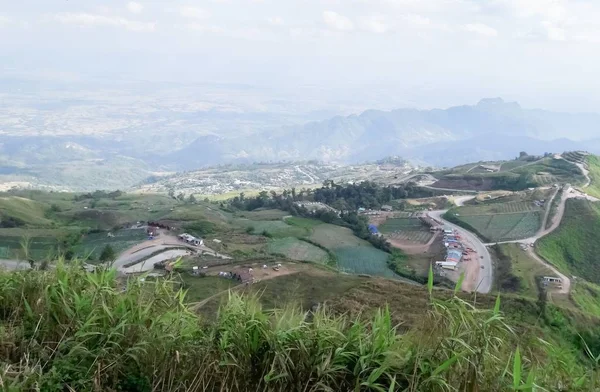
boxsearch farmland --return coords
[445,190,550,242]
[267,237,330,264]
[451,212,541,242]
[309,224,401,279]
[378,218,433,244]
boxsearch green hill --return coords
[431,156,585,191]
[538,199,600,283]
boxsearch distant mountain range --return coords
[164,98,600,168]
[3,97,600,190]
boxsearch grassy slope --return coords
[538,199,600,283]
[492,243,555,299]
[585,155,600,198]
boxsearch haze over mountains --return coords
[3,85,600,191]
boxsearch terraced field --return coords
[267,237,329,264]
[454,212,541,242]
[379,218,433,244]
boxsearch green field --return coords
[309,224,399,279]
[236,209,289,221]
[243,220,307,238]
[571,280,600,315]
[379,218,433,244]
[74,229,148,260]
[585,155,600,198]
[267,237,329,264]
[499,160,530,172]
[454,212,541,242]
[538,199,600,284]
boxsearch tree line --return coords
[228,180,438,253]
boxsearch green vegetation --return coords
[267,237,330,264]
[571,280,600,315]
[446,211,541,242]
[538,199,600,283]
[2,263,599,391]
[492,244,555,299]
[99,244,116,262]
[309,224,398,278]
[585,155,600,198]
[432,157,584,191]
[379,217,433,243]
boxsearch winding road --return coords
[429,209,493,294]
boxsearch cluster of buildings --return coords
[435,228,472,271]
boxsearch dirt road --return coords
[429,210,492,294]
[526,248,570,294]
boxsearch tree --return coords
[99,245,116,262]
[188,194,197,203]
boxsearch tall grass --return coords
[0,262,596,391]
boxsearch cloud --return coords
[0,15,10,26]
[323,11,354,31]
[179,6,210,20]
[54,12,155,32]
[359,15,390,34]
[463,23,498,37]
[541,21,566,41]
[127,2,144,14]
[267,16,284,26]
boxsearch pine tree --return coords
[99,244,116,262]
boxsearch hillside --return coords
[538,199,600,284]
[2,263,600,390]
[430,156,584,191]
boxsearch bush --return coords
[0,263,596,391]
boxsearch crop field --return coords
[334,247,398,278]
[267,237,329,264]
[379,218,433,244]
[455,212,541,242]
[456,201,540,216]
[499,161,530,172]
[308,224,366,248]
[308,224,405,279]
[242,220,307,238]
[0,234,61,259]
[74,229,148,260]
[236,209,289,221]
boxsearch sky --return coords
[2,0,600,111]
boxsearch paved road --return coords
[429,210,492,294]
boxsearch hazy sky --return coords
[3,0,600,111]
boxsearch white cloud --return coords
[0,15,10,26]
[541,21,566,41]
[127,2,144,14]
[323,10,354,31]
[463,23,498,37]
[402,14,432,27]
[268,16,284,26]
[179,6,210,20]
[359,15,390,34]
[54,12,155,32]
